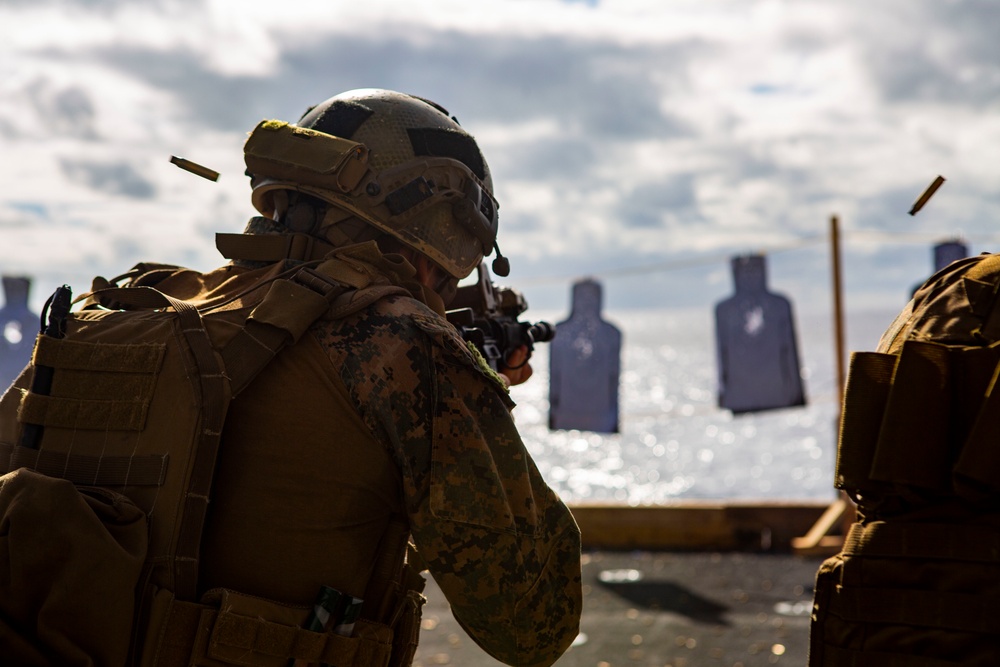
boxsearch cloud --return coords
[621,176,700,229]
[5,202,50,221]
[502,136,598,182]
[2,0,1000,316]
[27,81,100,139]
[59,159,157,199]
[52,23,698,141]
[850,0,1000,106]
[3,0,191,9]
[78,47,265,132]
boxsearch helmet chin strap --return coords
[268,191,289,222]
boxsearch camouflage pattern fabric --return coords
[318,284,582,667]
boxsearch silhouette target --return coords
[714,256,805,414]
[0,276,39,392]
[549,279,622,433]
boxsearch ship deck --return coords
[414,502,839,666]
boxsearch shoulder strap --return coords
[218,261,408,393]
[219,270,340,394]
[216,232,337,264]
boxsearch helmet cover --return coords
[245,89,498,279]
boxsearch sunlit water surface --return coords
[511,306,898,504]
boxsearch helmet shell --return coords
[247,89,497,279]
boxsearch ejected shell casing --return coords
[909,175,946,216]
[170,155,220,182]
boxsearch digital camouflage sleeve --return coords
[318,294,583,667]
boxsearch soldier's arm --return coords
[408,346,582,667]
[328,302,581,665]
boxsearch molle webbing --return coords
[21,394,149,432]
[837,522,1000,633]
[836,339,1000,502]
[842,520,1000,564]
[816,645,969,667]
[33,336,165,373]
[11,331,169,486]
[20,337,165,431]
[828,587,1000,636]
[0,441,168,487]
[810,521,1000,666]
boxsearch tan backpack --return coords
[0,245,422,667]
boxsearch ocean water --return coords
[511,305,900,504]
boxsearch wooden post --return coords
[831,215,846,405]
[792,214,855,555]
[832,216,858,536]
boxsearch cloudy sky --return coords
[2,0,999,322]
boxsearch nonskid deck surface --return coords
[414,550,824,666]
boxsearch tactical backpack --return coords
[809,253,1000,666]
[0,240,426,667]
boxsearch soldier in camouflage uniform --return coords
[148,89,581,666]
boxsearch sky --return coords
[2,0,1000,323]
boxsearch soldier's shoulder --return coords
[327,294,465,361]
[373,297,474,360]
[373,297,508,390]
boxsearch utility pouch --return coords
[837,341,1000,506]
[0,467,148,667]
[386,565,427,667]
[152,589,394,667]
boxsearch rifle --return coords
[446,263,555,372]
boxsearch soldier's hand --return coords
[500,345,533,387]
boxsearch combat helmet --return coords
[244,88,506,278]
